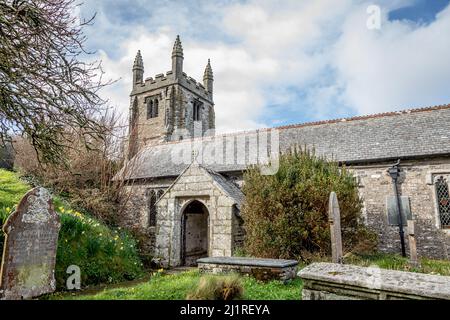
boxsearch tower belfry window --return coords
[154,99,159,117]
[146,98,159,119]
[193,100,202,121]
[147,100,153,119]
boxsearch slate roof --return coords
[206,168,244,209]
[117,104,450,180]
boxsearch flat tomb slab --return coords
[197,257,298,281]
[298,262,450,300]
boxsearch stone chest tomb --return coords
[299,263,450,300]
[197,257,298,281]
[0,187,61,300]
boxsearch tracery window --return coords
[146,98,159,119]
[435,176,450,229]
[193,100,202,121]
[147,188,166,227]
[154,99,159,117]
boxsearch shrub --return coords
[242,148,377,262]
[187,274,244,300]
[0,169,144,289]
[53,203,144,289]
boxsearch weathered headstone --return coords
[0,187,61,300]
[328,192,343,264]
[407,220,419,267]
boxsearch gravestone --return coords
[407,220,419,267]
[328,192,343,264]
[0,187,61,300]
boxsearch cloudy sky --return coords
[78,0,450,133]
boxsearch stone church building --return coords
[116,36,450,267]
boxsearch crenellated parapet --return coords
[132,71,212,103]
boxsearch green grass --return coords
[344,252,450,276]
[0,168,144,289]
[0,169,32,259]
[52,270,302,300]
[51,251,450,300]
[0,169,30,214]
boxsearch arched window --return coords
[154,99,159,117]
[147,100,153,119]
[148,190,157,227]
[193,100,202,121]
[146,98,159,119]
[147,188,166,227]
[436,176,450,229]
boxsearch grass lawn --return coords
[0,169,30,211]
[51,269,302,300]
[345,252,450,276]
[51,253,450,300]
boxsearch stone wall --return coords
[232,208,245,253]
[299,262,450,300]
[350,157,450,259]
[119,178,174,253]
[118,157,450,262]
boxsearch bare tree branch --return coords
[0,0,113,163]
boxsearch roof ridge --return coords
[276,103,450,131]
[146,103,450,148]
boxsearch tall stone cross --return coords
[328,192,343,264]
[407,220,419,267]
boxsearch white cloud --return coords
[87,0,450,134]
[334,3,450,115]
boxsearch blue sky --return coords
[78,0,450,133]
[389,0,449,22]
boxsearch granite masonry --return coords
[299,262,450,300]
[197,257,298,281]
[127,35,214,160]
[116,36,450,266]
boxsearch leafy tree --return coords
[241,148,377,261]
[0,0,111,163]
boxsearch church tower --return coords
[127,36,215,159]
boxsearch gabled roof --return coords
[116,104,450,180]
[155,161,244,210]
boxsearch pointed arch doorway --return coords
[181,200,209,266]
